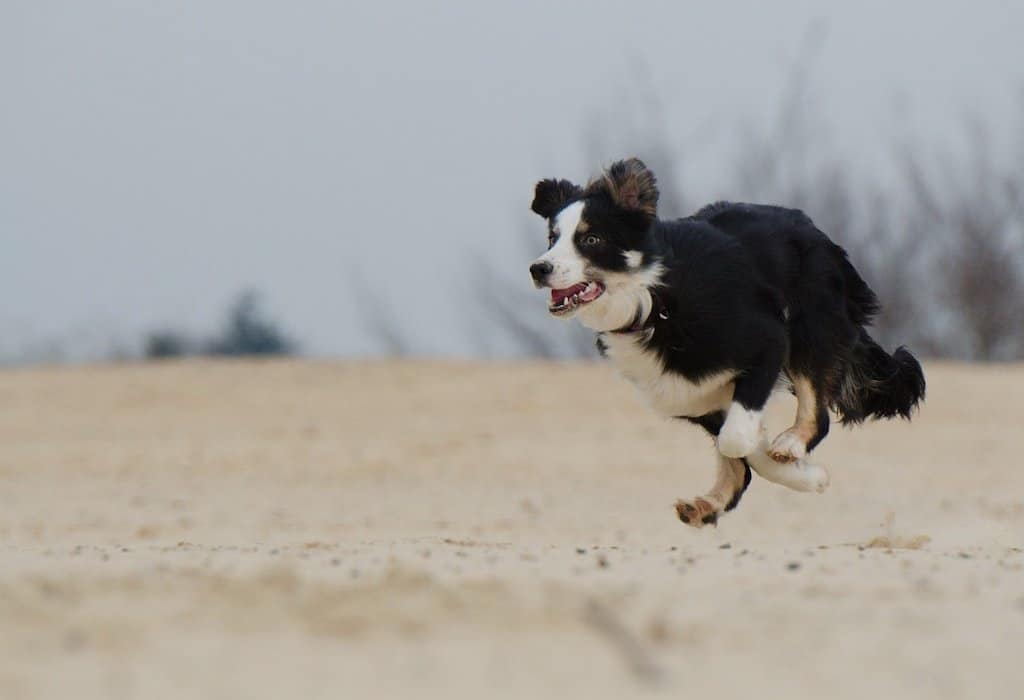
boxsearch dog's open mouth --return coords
[549,281,605,314]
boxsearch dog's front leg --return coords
[675,452,751,527]
[717,345,784,459]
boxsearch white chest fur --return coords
[599,332,735,418]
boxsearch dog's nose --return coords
[530,261,553,283]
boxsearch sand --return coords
[0,358,1021,699]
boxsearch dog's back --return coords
[688,200,925,429]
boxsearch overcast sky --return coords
[3,1,1022,360]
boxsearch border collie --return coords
[528,158,925,527]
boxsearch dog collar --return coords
[611,289,668,334]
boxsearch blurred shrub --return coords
[143,330,194,359]
[204,292,295,356]
[143,291,295,360]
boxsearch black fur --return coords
[683,411,725,435]
[834,331,927,424]
[530,179,582,219]
[588,196,924,425]
[534,163,925,432]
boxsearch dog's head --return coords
[528,158,662,331]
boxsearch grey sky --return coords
[3,1,1022,360]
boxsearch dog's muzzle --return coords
[529,261,553,286]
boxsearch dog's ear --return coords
[597,158,659,220]
[530,178,582,219]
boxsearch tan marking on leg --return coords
[768,375,820,463]
[675,453,747,528]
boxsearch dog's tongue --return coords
[551,283,588,304]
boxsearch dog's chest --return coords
[599,333,734,418]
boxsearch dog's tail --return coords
[833,328,926,425]
[834,241,882,327]
[827,242,925,424]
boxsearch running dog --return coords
[529,158,925,526]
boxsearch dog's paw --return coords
[756,458,830,493]
[675,498,720,528]
[747,448,831,493]
[794,460,830,493]
[768,429,807,463]
[717,411,762,459]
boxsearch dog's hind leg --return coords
[676,412,753,527]
[747,435,830,493]
[768,374,830,463]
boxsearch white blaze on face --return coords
[533,201,586,289]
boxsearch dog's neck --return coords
[577,262,665,333]
[611,288,668,334]
[577,287,656,334]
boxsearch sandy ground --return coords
[0,358,1021,699]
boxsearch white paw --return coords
[717,406,763,458]
[791,460,830,493]
[768,430,807,463]
[718,430,758,459]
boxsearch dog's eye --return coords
[583,234,601,246]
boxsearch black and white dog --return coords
[529,158,925,526]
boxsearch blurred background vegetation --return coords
[143,291,295,359]
[380,76,1024,362]
[6,80,1023,366]
[1,291,296,365]
[4,9,1022,366]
